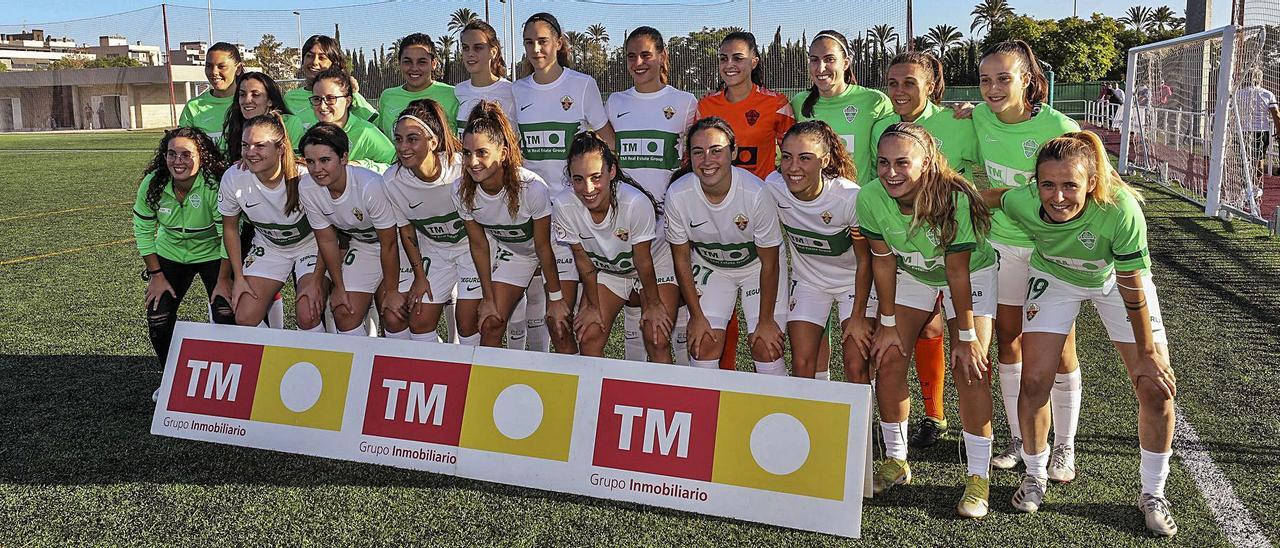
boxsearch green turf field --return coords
[0,130,1276,545]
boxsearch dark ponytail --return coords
[396,98,462,163]
[719,32,764,90]
[567,131,662,218]
[783,120,856,182]
[520,13,572,78]
[626,27,669,86]
[982,40,1049,110]
[801,30,856,118]
[461,100,525,217]
[299,121,350,159]
[888,50,946,105]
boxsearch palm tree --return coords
[869,24,898,59]
[911,36,934,53]
[585,23,610,65]
[564,31,588,66]
[1150,6,1180,32]
[925,24,963,56]
[447,8,480,36]
[1119,6,1155,33]
[436,34,456,78]
[970,0,1015,35]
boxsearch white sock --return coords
[411,330,440,343]
[1051,368,1083,447]
[673,308,690,365]
[690,358,719,369]
[1022,446,1050,480]
[623,306,644,361]
[322,307,337,333]
[999,362,1023,439]
[963,431,993,478]
[301,323,325,333]
[815,370,830,381]
[525,284,549,352]
[459,333,481,346]
[754,359,787,376]
[385,327,411,340]
[506,296,527,350]
[338,325,366,337]
[444,303,459,343]
[267,297,284,328]
[257,320,269,328]
[1140,449,1172,498]
[881,420,909,461]
[365,303,379,337]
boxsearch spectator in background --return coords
[1237,69,1278,182]
[82,103,93,129]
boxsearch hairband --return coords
[812,32,849,57]
[397,115,437,139]
[526,12,562,35]
[883,128,929,149]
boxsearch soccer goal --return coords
[1119,24,1269,220]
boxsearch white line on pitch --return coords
[1174,405,1272,547]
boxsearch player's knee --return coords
[919,319,945,340]
[1134,377,1175,406]
[210,295,235,325]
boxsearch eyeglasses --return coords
[308,94,351,106]
[165,150,195,161]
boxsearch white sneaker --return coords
[151,388,159,403]
[992,437,1023,470]
[1011,474,1047,512]
[1139,493,1178,537]
[1047,443,1076,483]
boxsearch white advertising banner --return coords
[151,322,874,537]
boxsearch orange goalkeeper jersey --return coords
[698,85,795,180]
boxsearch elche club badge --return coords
[663,106,676,120]
[353,208,364,222]
[615,227,630,241]
[843,105,858,123]
[1023,139,1039,158]
[734,213,749,231]
[1026,302,1040,322]
[243,255,255,268]
[561,95,574,111]
[189,193,202,208]
[821,210,833,224]
[1078,230,1097,250]
[745,109,760,126]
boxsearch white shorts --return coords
[555,243,578,283]
[421,245,481,303]
[491,245,578,289]
[692,258,789,334]
[341,243,413,294]
[597,243,678,301]
[787,280,856,326]
[243,240,318,283]
[895,265,998,320]
[1023,268,1167,345]
[993,240,1033,306]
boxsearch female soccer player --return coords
[974,41,1084,478]
[311,68,397,172]
[297,123,410,337]
[792,30,892,184]
[871,50,980,448]
[606,26,699,363]
[666,117,787,375]
[285,35,378,127]
[511,12,607,351]
[219,114,323,330]
[862,122,997,518]
[376,33,460,139]
[134,127,235,369]
[179,42,243,142]
[764,121,871,382]
[983,132,1177,536]
[222,72,305,161]
[557,132,678,362]
[383,99,479,345]
[456,101,574,352]
[456,20,518,136]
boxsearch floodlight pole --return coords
[293,11,302,50]
[162,3,178,127]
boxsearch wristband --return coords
[547,290,564,302]
[879,314,896,327]
[957,328,978,342]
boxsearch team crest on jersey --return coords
[734,213,749,231]
[789,297,797,311]
[243,255,255,268]
[615,227,630,241]
[1026,303,1040,322]
[1078,230,1097,250]
[821,210,833,224]
[353,208,364,222]
[553,219,569,240]
[843,105,858,123]
[663,106,676,120]
[188,194,202,208]
[1022,139,1040,158]
[926,229,941,247]
[745,109,761,126]
[561,95,574,111]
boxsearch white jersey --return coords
[298,164,397,252]
[605,85,699,206]
[218,164,314,251]
[382,155,468,255]
[552,183,669,278]
[454,167,552,258]
[1237,86,1278,132]
[512,68,609,190]
[664,166,783,274]
[455,78,518,137]
[764,172,860,290]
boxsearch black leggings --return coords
[146,255,235,363]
